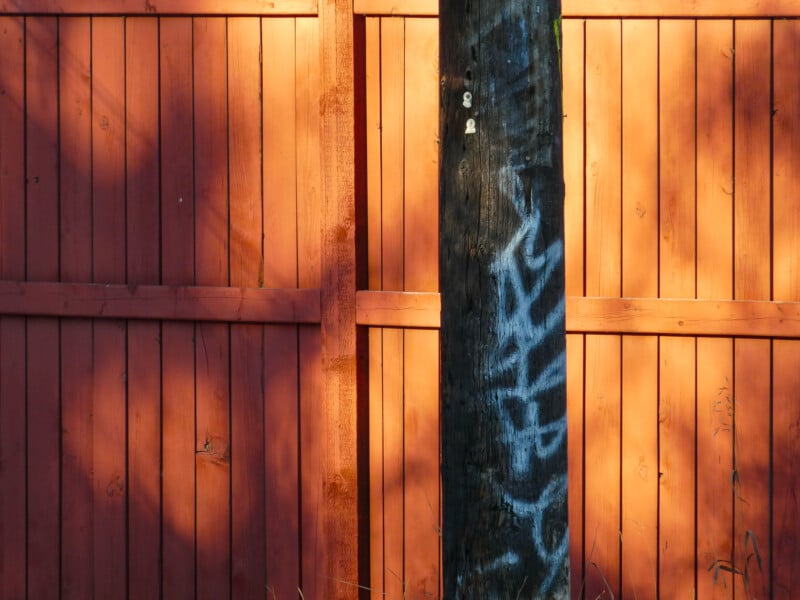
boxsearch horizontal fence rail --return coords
[353,0,800,17]
[0,281,321,323]
[355,290,440,328]
[0,0,317,15]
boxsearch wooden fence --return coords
[0,4,363,598]
[1,0,799,599]
[562,3,800,599]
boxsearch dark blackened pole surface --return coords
[439,0,569,597]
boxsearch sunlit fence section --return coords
[563,10,800,599]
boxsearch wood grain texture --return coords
[562,18,584,300]
[124,20,162,599]
[264,325,300,598]
[367,327,385,600]
[319,0,360,594]
[160,17,196,599]
[440,0,567,593]
[620,20,658,600]
[696,20,734,600]
[658,22,696,598]
[0,0,317,14]
[263,18,298,290]
[190,18,232,598]
[772,20,800,599]
[365,17,382,292]
[567,296,800,337]
[355,290,440,328]
[262,17,301,599]
[659,19,696,300]
[381,17,405,294]
[379,18,406,600]
[356,0,800,17]
[25,17,60,600]
[583,18,621,598]
[161,322,197,598]
[562,0,800,16]
[296,16,323,290]
[193,16,233,600]
[658,336,696,598]
[0,281,321,322]
[403,328,440,598]
[382,327,405,600]
[733,20,772,600]
[90,17,127,600]
[126,321,161,600]
[0,17,25,595]
[299,326,324,599]
[403,18,438,294]
[58,17,94,600]
[354,0,437,15]
[365,19,384,599]
[193,19,232,600]
[227,16,267,598]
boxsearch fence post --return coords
[319,0,361,597]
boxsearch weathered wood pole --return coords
[440,0,569,597]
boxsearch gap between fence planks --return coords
[0,281,320,323]
[0,0,317,14]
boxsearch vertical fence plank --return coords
[263,326,300,597]
[296,16,322,293]
[584,18,621,598]
[262,16,301,599]
[403,17,440,599]
[379,15,406,600]
[620,19,659,600]
[403,17,438,295]
[25,17,60,600]
[367,324,385,600]
[228,16,267,597]
[59,16,94,600]
[124,18,162,600]
[193,15,232,599]
[773,19,800,599]
[0,16,26,600]
[90,16,128,600]
[160,186,197,591]
[295,15,326,599]
[263,17,297,291]
[733,20,772,600]
[561,18,585,597]
[160,12,196,597]
[696,19,735,600]
[126,327,162,600]
[365,16,385,600]
[658,19,697,599]
[299,325,323,599]
[192,15,232,600]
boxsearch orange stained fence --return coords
[0,6,360,599]
[562,5,800,600]
[2,1,800,600]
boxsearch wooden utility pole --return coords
[439,0,569,597]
